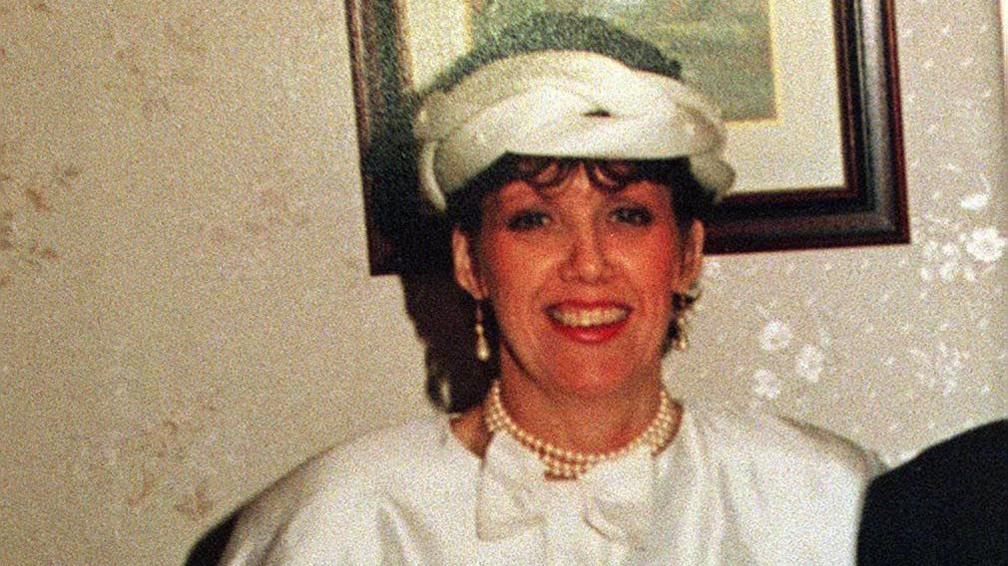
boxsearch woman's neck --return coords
[449,375,680,463]
[495,372,667,455]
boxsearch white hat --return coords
[413,50,735,211]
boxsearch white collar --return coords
[475,431,658,549]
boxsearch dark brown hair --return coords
[446,154,715,238]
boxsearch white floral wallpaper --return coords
[671,0,1006,466]
[0,0,1004,564]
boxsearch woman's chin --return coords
[540,358,654,399]
[499,329,662,399]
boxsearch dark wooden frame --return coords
[345,0,908,273]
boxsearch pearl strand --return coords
[483,380,677,479]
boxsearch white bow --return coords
[475,433,656,549]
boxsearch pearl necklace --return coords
[483,380,677,479]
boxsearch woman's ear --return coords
[677,219,705,292]
[451,228,487,300]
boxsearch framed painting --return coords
[346,0,908,273]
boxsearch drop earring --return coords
[474,302,491,362]
[671,285,701,352]
[671,294,689,352]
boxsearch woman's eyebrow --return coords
[493,182,545,206]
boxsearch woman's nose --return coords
[560,224,612,283]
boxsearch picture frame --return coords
[345,0,908,274]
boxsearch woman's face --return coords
[452,161,704,399]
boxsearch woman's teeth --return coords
[549,306,629,327]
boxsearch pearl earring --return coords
[671,285,701,352]
[474,302,491,362]
[671,295,689,351]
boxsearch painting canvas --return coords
[466,0,777,122]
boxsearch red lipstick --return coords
[546,302,631,344]
[549,319,628,343]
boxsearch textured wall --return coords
[0,1,1004,564]
[671,0,1007,461]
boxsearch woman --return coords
[220,14,879,565]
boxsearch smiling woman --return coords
[217,13,881,565]
[448,158,704,478]
[451,158,702,399]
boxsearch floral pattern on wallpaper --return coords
[67,384,227,521]
[679,2,1006,465]
[915,158,1005,284]
[0,139,76,287]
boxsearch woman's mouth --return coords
[546,303,631,343]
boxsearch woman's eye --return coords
[611,206,653,226]
[506,210,551,231]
